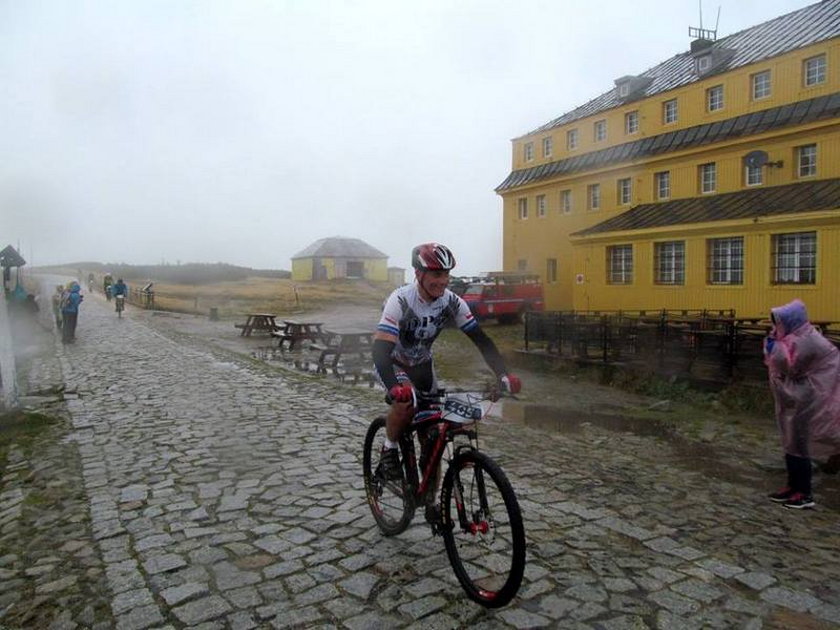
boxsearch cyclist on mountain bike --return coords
[372,242,522,482]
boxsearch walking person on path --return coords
[765,299,840,509]
[60,281,83,344]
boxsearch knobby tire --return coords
[441,450,526,608]
[362,416,414,536]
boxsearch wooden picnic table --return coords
[310,328,374,374]
[272,320,326,351]
[235,313,280,337]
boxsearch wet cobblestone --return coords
[1,287,839,628]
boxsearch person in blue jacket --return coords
[61,281,84,344]
[111,278,128,310]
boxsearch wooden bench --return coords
[272,320,325,351]
[313,329,373,374]
[235,313,280,337]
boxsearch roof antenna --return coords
[689,0,718,41]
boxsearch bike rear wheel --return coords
[362,417,414,536]
[441,450,525,608]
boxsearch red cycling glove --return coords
[388,384,414,403]
[500,374,522,394]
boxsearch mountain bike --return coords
[114,294,125,318]
[362,386,526,608]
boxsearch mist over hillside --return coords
[38,262,291,284]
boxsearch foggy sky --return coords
[0,0,812,276]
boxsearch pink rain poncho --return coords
[765,299,840,459]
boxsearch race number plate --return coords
[444,399,482,421]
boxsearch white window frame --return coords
[625,111,639,135]
[707,237,744,285]
[745,163,763,187]
[706,85,724,112]
[654,241,685,285]
[588,183,601,210]
[524,142,534,162]
[560,189,572,214]
[594,119,607,142]
[567,129,579,150]
[699,163,716,194]
[536,194,546,218]
[804,54,827,87]
[542,136,553,158]
[517,197,528,220]
[663,99,678,124]
[772,232,816,285]
[546,258,557,283]
[607,245,633,285]
[798,144,817,178]
[655,171,670,200]
[751,70,771,100]
[617,178,632,205]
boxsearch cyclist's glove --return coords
[500,374,522,394]
[387,384,414,404]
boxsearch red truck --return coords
[461,272,544,324]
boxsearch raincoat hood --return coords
[765,300,840,459]
[771,299,808,337]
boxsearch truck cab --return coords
[461,272,544,324]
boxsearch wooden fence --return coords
[524,310,839,387]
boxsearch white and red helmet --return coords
[411,242,456,271]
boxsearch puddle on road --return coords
[497,401,840,510]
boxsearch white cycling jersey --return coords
[377,282,477,367]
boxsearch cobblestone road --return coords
[2,283,840,629]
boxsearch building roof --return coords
[572,178,840,237]
[0,245,26,268]
[497,91,840,192]
[522,0,840,139]
[291,236,387,260]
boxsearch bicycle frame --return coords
[401,392,486,518]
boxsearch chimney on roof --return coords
[690,36,714,53]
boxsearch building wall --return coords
[571,213,840,320]
[501,36,840,319]
[291,257,388,282]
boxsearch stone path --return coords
[1,282,839,629]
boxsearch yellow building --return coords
[291,236,388,282]
[497,1,840,321]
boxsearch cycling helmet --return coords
[411,243,456,271]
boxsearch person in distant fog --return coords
[60,281,83,344]
[111,278,128,305]
[103,273,113,301]
[52,284,64,329]
[764,299,840,509]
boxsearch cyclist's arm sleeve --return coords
[372,338,400,390]
[464,326,507,378]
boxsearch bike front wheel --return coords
[362,417,414,536]
[441,450,525,608]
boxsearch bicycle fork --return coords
[448,433,491,536]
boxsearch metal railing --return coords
[524,310,838,386]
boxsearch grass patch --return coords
[0,411,57,471]
[149,276,391,317]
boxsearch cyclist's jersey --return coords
[377,283,478,367]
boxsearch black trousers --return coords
[786,453,812,496]
[62,312,78,342]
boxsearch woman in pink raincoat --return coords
[765,299,840,509]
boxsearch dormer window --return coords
[693,46,736,77]
[614,75,653,103]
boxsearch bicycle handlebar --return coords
[384,383,517,406]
